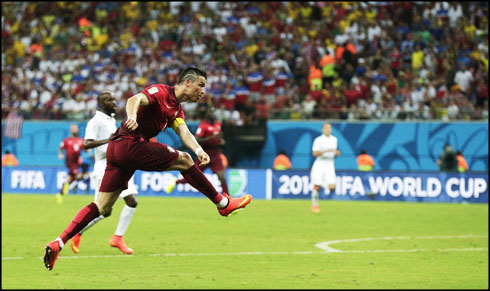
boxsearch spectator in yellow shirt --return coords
[412,44,424,70]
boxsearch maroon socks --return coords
[59,202,100,244]
[180,164,223,204]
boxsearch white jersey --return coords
[310,134,338,187]
[85,110,137,198]
[85,111,117,176]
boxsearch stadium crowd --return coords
[2,2,488,124]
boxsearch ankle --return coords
[56,237,64,249]
[216,195,229,209]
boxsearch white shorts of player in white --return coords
[310,159,336,188]
[92,174,138,202]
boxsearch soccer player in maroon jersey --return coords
[56,124,85,203]
[167,109,229,195]
[44,67,253,271]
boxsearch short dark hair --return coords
[97,91,113,105]
[178,66,207,84]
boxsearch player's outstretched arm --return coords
[174,123,210,167]
[125,93,149,131]
[312,150,327,157]
[84,138,111,150]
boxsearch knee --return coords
[126,200,138,208]
[98,205,113,216]
[179,152,194,167]
[125,196,138,208]
[103,209,112,218]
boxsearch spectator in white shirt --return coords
[363,98,378,118]
[448,2,463,28]
[302,94,316,119]
[454,62,474,93]
[446,100,460,120]
[402,97,419,119]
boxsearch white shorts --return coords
[93,173,138,202]
[310,160,336,187]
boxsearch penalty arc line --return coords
[315,234,489,253]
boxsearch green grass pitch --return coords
[1,193,488,289]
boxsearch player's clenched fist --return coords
[196,150,210,167]
[125,118,138,131]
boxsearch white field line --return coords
[315,234,489,253]
[3,235,487,261]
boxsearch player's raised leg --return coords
[166,150,252,216]
[168,158,207,194]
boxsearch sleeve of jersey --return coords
[84,119,98,140]
[141,85,159,105]
[312,138,320,152]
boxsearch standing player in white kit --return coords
[310,123,341,213]
[70,91,137,254]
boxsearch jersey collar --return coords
[95,110,115,119]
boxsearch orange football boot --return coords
[218,193,253,217]
[70,233,81,254]
[44,240,61,271]
[109,235,134,254]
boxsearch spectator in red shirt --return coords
[262,68,276,105]
[247,63,263,102]
[344,83,362,107]
[389,46,402,77]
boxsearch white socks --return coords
[115,205,136,237]
[77,205,136,237]
[217,196,229,208]
[311,189,319,207]
[56,237,64,249]
[79,215,105,235]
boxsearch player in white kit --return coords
[310,123,340,213]
[70,91,137,254]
